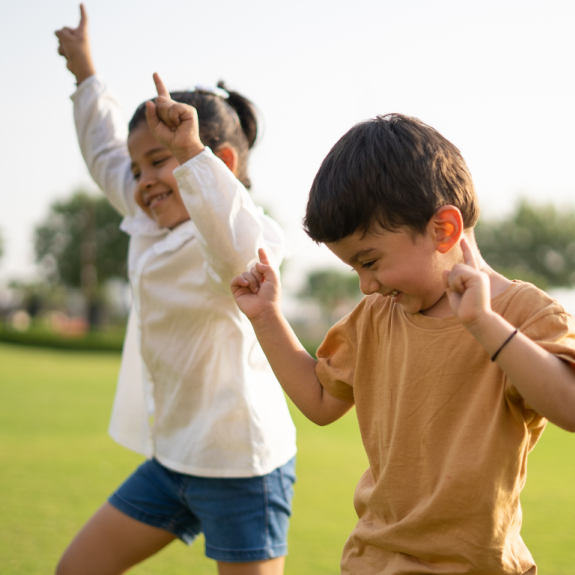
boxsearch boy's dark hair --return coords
[303,113,479,243]
[129,81,258,189]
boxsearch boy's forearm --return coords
[252,309,353,426]
[468,312,575,431]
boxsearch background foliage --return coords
[476,200,575,289]
[34,191,128,289]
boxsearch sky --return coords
[1,0,574,295]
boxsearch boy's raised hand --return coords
[145,73,205,165]
[231,249,282,322]
[444,237,492,327]
[55,4,95,84]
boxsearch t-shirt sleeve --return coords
[315,310,360,404]
[520,307,575,366]
[504,293,575,429]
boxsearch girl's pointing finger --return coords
[79,4,88,30]
[153,72,170,99]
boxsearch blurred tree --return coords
[0,227,4,264]
[299,269,362,324]
[476,199,575,290]
[35,191,129,328]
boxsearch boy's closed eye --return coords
[349,260,377,273]
[361,261,376,269]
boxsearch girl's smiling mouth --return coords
[147,190,172,209]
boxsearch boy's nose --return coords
[359,275,379,296]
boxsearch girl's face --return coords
[128,122,190,229]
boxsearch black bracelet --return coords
[491,328,518,362]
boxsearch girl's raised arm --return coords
[57,5,137,217]
[148,73,286,290]
[55,4,95,85]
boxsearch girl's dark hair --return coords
[304,113,479,243]
[128,81,258,189]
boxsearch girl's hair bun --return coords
[218,81,258,149]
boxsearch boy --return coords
[231,114,575,574]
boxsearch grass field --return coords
[1,343,574,574]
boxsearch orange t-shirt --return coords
[316,281,575,575]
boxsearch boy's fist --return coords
[231,249,282,321]
[145,73,205,165]
[443,237,491,327]
[55,4,95,84]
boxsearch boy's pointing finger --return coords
[460,237,478,270]
[258,248,270,266]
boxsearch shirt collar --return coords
[120,208,166,237]
[153,220,196,255]
[120,208,196,254]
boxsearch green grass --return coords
[0,343,574,574]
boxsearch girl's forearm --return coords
[469,312,575,431]
[74,63,96,85]
[252,309,353,426]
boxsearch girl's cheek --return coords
[134,188,155,219]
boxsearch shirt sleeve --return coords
[315,311,359,404]
[504,292,575,429]
[519,306,575,366]
[71,75,138,217]
[173,148,286,294]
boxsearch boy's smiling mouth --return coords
[388,289,400,298]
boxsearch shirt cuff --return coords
[173,147,216,178]
[70,74,100,101]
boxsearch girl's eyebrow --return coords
[144,146,169,157]
[131,147,170,170]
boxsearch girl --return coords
[54,6,296,575]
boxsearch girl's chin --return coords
[155,212,191,229]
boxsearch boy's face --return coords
[128,122,190,229]
[326,224,454,317]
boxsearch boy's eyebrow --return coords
[350,248,376,263]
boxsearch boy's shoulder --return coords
[494,280,571,326]
[335,293,394,332]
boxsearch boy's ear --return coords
[214,146,238,175]
[431,206,463,254]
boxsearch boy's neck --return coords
[420,248,512,319]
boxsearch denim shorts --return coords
[109,457,296,563]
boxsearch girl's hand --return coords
[145,73,205,165]
[231,249,282,322]
[55,4,96,84]
[443,237,492,327]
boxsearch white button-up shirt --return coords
[72,76,296,477]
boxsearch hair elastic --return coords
[491,328,518,362]
[192,84,230,99]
